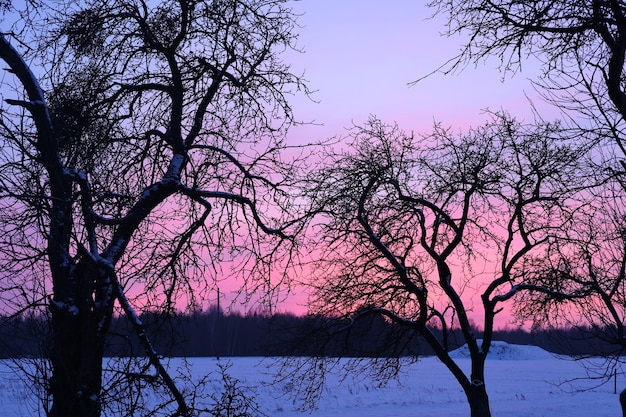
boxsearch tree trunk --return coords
[620,387,626,417]
[49,261,112,417]
[466,384,492,417]
[49,308,103,417]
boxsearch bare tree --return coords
[427,0,626,155]
[513,178,626,385]
[298,114,591,417]
[428,0,626,410]
[0,1,307,416]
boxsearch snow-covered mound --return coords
[449,340,555,360]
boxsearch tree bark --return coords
[466,384,492,417]
[49,261,111,417]
[620,387,626,417]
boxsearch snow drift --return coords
[449,340,556,360]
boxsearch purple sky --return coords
[286,1,557,143]
[275,2,561,324]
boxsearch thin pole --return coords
[216,287,220,360]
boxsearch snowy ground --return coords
[0,342,623,416]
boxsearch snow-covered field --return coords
[0,342,623,416]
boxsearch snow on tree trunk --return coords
[49,261,111,417]
[466,383,492,417]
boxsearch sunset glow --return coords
[270,2,564,327]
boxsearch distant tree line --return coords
[0,309,620,359]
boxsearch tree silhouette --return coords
[0,1,307,416]
[429,1,626,410]
[298,114,592,417]
[429,0,626,154]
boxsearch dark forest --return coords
[0,309,619,359]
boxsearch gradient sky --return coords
[275,1,561,325]
[0,1,557,325]
[286,0,558,144]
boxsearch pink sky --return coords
[267,2,559,327]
